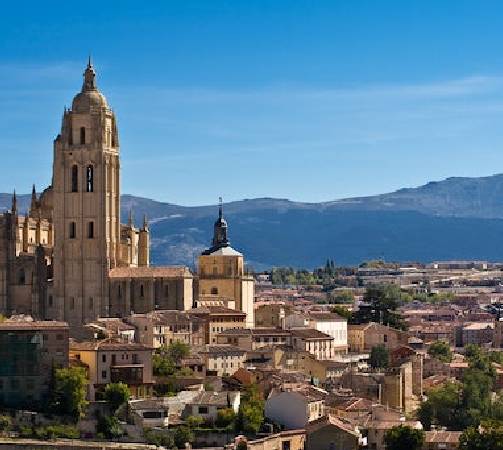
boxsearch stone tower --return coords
[50,59,120,326]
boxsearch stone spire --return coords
[128,209,134,227]
[82,56,97,92]
[142,214,149,230]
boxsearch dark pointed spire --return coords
[211,197,229,250]
[30,184,37,213]
[11,190,17,214]
[142,214,148,230]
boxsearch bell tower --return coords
[49,59,120,326]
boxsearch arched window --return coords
[18,269,25,285]
[80,127,86,145]
[211,287,218,295]
[71,165,78,192]
[87,221,94,239]
[69,222,76,239]
[86,165,94,192]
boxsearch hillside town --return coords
[2,61,503,450]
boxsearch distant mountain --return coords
[4,174,503,268]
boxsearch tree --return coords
[97,415,123,439]
[369,344,389,369]
[384,425,425,450]
[50,367,88,420]
[186,415,204,428]
[237,384,264,434]
[331,305,352,320]
[173,426,194,448]
[329,290,354,304]
[418,381,462,430]
[216,408,237,428]
[460,420,503,450]
[352,283,406,329]
[166,341,190,364]
[104,382,130,413]
[428,341,452,363]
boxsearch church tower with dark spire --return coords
[198,199,254,327]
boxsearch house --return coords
[127,310,205,348]
[305,415,362,450]
[265,389,326,429]
[284,312,348,354]
[216,328,290,351]
[366,418,423,450]
[290,328,335,360]
[190,306,247,344]
[422,430,462,450]
[183,391,240,423]
[242,429,306,450]
[348,322,410,353]
[70,340,154,400]
[199,345,247,376]
[0,321,69,408]
[129,391,199,428]
[461,322,494,346]
[86,318,136,342]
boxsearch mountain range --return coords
[3,174,503,269]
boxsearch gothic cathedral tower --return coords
[50,59,120,326]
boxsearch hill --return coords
[3,174,503,268]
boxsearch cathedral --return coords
[0,60,254,329]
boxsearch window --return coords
[69,297,75,310]
[71,165,78,192]
[282,441,291,450]
[86,165,94,192]
[384,334,388,343]
[17,269,25,284]
[140,284,144,297]
[101,370,107,379]
[211,287,218,295]
[198,406,208,414]
[69,222,76,239]
[80,127,86,145]
[89,297,94,310]
[48,295,53,307]
[213,267,218,275]
[87,221,94,238]
[164,285,169,297]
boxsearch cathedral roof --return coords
[71,58,109,113]
[204,246,242,257]
[109,266,192,279]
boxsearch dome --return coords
[71,58,109,113]
[72,90,108,113]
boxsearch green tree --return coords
[144,428,175,448]
[216,408,237,428]
[186,415,204,428]
[353,283,406,329]
[237,384,264,434]
[369,344,389,369]
[50,367,88,420]
[329,290,354,304]
[384,425,425,450]
[331,305,352,320]
[166,341,190,364]
[418,381,462,430]
[460,420,503,450]
[428,341,452,363]
[104,382,130,413]
[173,426,194,448]
[97,415,123,439]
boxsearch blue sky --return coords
[2,1,503,205]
